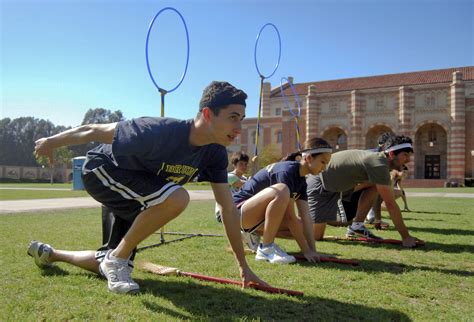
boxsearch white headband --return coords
[385,143,413,153]
[302,148,333,156]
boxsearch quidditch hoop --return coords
[145,7,190,93]
[254,23,281,79]
[280,77,301,117]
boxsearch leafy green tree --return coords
[35,146,73,183]
[256,144,282,170]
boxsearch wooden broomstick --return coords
[138,261,304,297]
[324,236,425,246]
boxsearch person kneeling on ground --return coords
[232,138,332,264]
[28,81,268,294]
[307,134,422,248]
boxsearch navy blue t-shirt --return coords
[232,161,307,204]
[84,117,228,185]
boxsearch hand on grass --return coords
[240,266,269,289]
[402,235,418,248]
[303,249,322,263]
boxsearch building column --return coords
[448,71,466,182]
[399,86,415,178]
[305,85,319,140]
[348,90,364,149]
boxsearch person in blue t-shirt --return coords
[233,138,332,264]
[29,81,268,294]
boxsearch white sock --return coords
[366,208,375,221]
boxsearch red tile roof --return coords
[272,66,474,97]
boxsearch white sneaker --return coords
[27,240,53,268]
[99,250,140,294]
[255,243,296,264]
[241,231,260,253]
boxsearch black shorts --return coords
[308,175,364,224]
[82,163,181,262]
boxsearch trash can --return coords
[72,156,87,190]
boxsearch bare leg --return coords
[313,223,327,241]
[113,188,190,259]
[401,191,410,211]
[240,183,290,245]
[49,250,100,274]
[352,186,379,223]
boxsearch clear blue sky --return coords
[1,0,473,127]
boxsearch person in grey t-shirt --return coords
[307,134,422,248]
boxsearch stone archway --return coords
[365,124,393,150]
[415,123,448,179]
[321,127,348,152]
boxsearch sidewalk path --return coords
[0,190,214,214]
[0,190,472,214]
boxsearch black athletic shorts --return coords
[308,175,364,224]
[82,162,181,263]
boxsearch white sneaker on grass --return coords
[255,243,296,264]
[27,240,53,268]
[99,250,140,294]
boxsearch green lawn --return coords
[0,182,212,200]
[405,187,474,193]
[2,198,473,320]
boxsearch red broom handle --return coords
[180,271,303,296]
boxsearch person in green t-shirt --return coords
[215,151,249,222]
[307,134,422,248]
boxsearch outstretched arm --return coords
[35,123,117,164]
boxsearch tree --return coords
[81,108,124,125]
[35,146,73,184]
[255,144,282,171]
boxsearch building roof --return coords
[272,66,474,97]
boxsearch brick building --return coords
[228,66,474,186]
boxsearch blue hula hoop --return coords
[280,77,301,117]
[145,7,190,93]
[254,23,281,79]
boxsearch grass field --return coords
[2,197,473,320]
[0,183,472,201]
[0,182,212,201]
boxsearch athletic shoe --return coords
[255,243,296,264]
[346,225,382,239]
[99,250,140,294]
[241,231,260,253]
[27,240,53,268]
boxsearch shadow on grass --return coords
[295,258,473,277]
[40,266,70,277]
[409,226,474,236]
[321,239,473,254]
[405,210,464,216]
[138,278,411,321]
[403,217,444,222]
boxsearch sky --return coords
[1,0,473,127]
